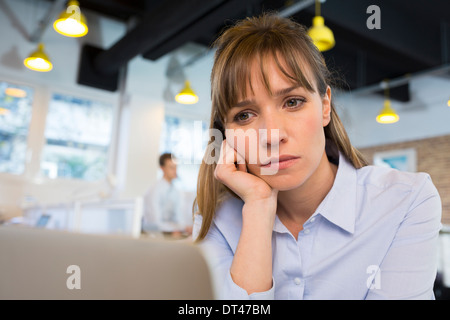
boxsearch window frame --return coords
[0,75,121,186]
[0,77,39,183]
[40,89,118,182]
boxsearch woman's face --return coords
[224,56,332,191]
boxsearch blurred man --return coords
[142,153,188,238]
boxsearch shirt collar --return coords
[273,152,358,235]
[315,152,357,234]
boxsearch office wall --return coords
[359,134,450,224]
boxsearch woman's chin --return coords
[258,174,306,192]
[247,164,307,191]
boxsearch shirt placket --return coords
[292,215,318,299]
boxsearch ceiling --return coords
[50,0,450,99]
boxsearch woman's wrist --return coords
[242,195,278,232]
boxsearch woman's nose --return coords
[258,113,288,147]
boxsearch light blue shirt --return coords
[193,152,442,299]
[143,178,184,232]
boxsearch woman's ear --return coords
[322,86,332,127]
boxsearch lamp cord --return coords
[384,80,390,100]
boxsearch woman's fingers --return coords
[222,139,237,166]
[215,140,234,181]
[234,146,248,172]
[215,140,247,182]
[217,139,246,168]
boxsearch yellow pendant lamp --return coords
[1,87,27,115]
[0,107,9,116]
[53,0,88,37]
[376,99,399,124]
[175,81,199,104]
[24,43,53,72]
[5,87,27,98]
[307,0,335,52]
[376,81,399,124]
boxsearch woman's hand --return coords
[214,139,278,295]
[214,139,277,204]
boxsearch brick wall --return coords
[358,134,450,225]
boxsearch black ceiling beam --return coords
[324,18,430,76]
[142,0,263,61]
[375,83,410,102]
[322,44,411,102]
[323,33,420,90]
[78,44,120,91]
[93,0,225,76]
[77,0,226,91]
[316,0,441,68]
[292,10,413,92]
[77,0,147,21]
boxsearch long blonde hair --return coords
[193,13,367,242]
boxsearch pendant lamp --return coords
[53,0,88,37]
[5,87,27,98]
[175,81,199,104]
[0,107,9,116]
[307,0,335,52]
[376,81,399,124]
[376,99,399,124]
[24,43,53,72]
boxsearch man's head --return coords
[159,153,177,182]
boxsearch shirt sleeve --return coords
[151,185,164,229]
[193,214,275,300]
[174,189,186,229]
[142,185,160,231]
[365,174,442,300]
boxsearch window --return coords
[41,93,114,181]
[0,81,34,175]
[159,115,208,191]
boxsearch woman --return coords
[193,13,442,300]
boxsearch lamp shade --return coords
[308,16,335,52]
[24,43,53,72]
[376,99,399,124]
[175,81,199,104]
[0,107,10,115]
[5,87,27,98]
[53,0,88,37]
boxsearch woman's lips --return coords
[260,155,300,170]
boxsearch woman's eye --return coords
[285,98,306,108]
[234,111,254,122]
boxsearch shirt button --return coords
[310,217,316,223]
[304,228,310,234]
[294,277,301,285]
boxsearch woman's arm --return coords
[213,140,278,296]
[231,195,278,294]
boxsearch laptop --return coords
[0,226,214,300]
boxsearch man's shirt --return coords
[143,178,183,232]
